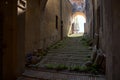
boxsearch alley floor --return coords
[17,34,106,80]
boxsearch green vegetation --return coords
[45,64,86,71]
[44,63,101,75]
[83,58,91,61]
[55,64,68,70]
[45,64,56,69]
[45,64,67,70]
[34,49,47,58]
[87,64,100,75]
[68,65,88,72]
[80,36,92,47]
[46,40,65,50]
[68,64,100,74]
[51,42,64,49]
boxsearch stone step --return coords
[48,48,91,51]
[40,60,87,64]
[42,57,90,61]
[39,61,85,66]
[47,51,92,54]
[21,70,106,80]
[44,56,91,59]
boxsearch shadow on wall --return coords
[17,0,26,74]
[17,11,25,74]
[0,12,3,80]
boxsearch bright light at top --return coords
[76,15,86,23]
[73,15,86,33]
[68,14,86,36]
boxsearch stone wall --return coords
[102,0,120,80]
[17,0,26,77]
[25,0,42,53]
[112,1,120,79]
[85,0,93,38]
[1,0,72,79]
[88,0,120,80]
[1,0,20,79]
[25,0,72,53]
[62,0,72,37]
[39,0,61,50]
[0,5,3,80]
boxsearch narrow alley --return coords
[1,0,120,80]
[17,34,105,80]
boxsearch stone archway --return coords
[72,12,86,34]
[73,12,86,19]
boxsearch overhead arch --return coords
[40,0,48,10]
[72,11,86,19]
[72,12,86,33]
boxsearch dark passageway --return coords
[18,33,105,80]
[1,0,120,80]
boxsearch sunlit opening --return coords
[73,15,86,33]
[68,14,86,37]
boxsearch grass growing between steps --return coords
[46,37,72,50]
[51,42,64,49]
[44,63,101,75]
[46,39,67,50]
[80,36,92,47]
[45,64,67,70]
[68,65,88,72]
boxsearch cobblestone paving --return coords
[18,34,106,80]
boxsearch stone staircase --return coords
[17,34,106,80]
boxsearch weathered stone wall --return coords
[93,0,112,78]
[17,0,26,77]
[0,4,3,80]
[40,0,72,49]
[111,1,120,79]
[89,0,120,80]
[98,0,105,51]
[1,0,20,79]
[25,0,41,53]
[85,0,93,38]
[102,0,120,80]
[1,0,72,79]
[39,0,61,50]
[25,0,72,53]
[62,0,72,37]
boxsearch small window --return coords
[56,15,58,30]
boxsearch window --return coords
[56,15,58,30]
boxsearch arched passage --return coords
[72,12,86,34]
